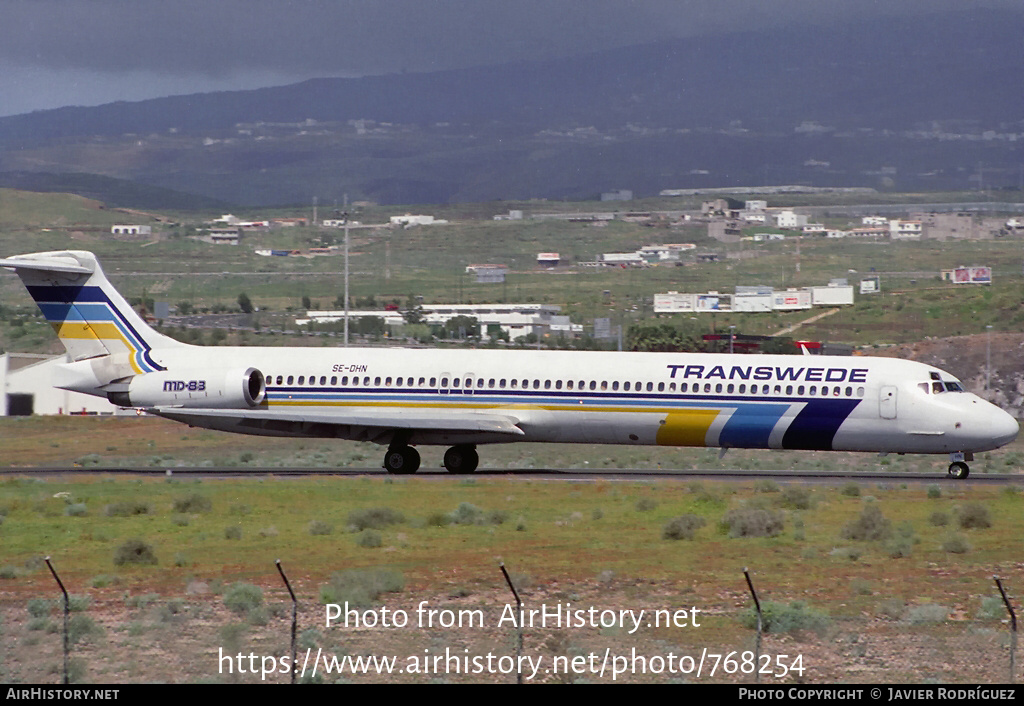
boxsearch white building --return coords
[1,353,125,416]
[390,214,448,227]
[889,219,923,239]
[111,225,152,236]
[775,211,809,229]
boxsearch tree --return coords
[237,293,254,314]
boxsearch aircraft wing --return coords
[147,405,525,443]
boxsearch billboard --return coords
[953,266,991,284]
[860,278,880,294]
[772,290,812,311]
[654,292,696,312]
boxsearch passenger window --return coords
[453,378,460,388]
[715,383,723,393]
[857,387,865,397]
[738,384,745,394]
[704,383,711,393]
[727,384,734,394]
[533,380,540,389]
[298,376,305,385]
[611,381,618,391]
[809,386,816,396]
[658,382,665,392]
[601,381,608,391]
[567,380,574,390]
[797,385,804,395]
[680,383,688,393]
[429,377,436,386]
[556,380,563,389]
[342,376,348,385]
[786,385,793,395]
[363,376,370,386]
[623,382,630,391]
[545,380,552,390]
[395,377,403,387]
[374,377,381,386]
[331,376,337,385]
[385,377,392,386]
[669,383,676,392]
[845,386,852,396]
[774,385,781,394]
[319,376,325,385]
[499,378,506,388]
[441,377,449,386]
[646,382,654,392]
[511,379,518,389]
[489,379,495,388]
[276,375,283,385]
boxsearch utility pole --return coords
[343,194,350,347]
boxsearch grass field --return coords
[2,454,1022,682]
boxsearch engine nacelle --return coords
[108,368,265,409]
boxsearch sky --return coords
[1,0,1020,117]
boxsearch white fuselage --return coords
[144,345,1018,455]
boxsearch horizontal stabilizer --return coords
[0,255,93,274]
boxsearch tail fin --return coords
[0,250,183,372]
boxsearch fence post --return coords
[44,557,69,685]
[995,576,1017,683]
[276,560,298,684]
[743,567,762,684]
[499,563,524,685]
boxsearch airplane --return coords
[1,250,1018,479]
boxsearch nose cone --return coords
[989,407,1020,448]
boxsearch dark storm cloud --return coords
[3,0,1019,77]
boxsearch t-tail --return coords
[0,251,185,396]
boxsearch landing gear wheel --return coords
[384,446,420,474]
[948,461,970,479]
[443,445,479,474]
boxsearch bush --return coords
[450,502,484,525]
[27,598,51,618]
[754,480,779,493]
[906,604,949,624]
[67,615,102,645]
[957,502,992,529]
[308,520,334,535]
[356,530,383,548]
[929,511,950,526]
[104,501,152,517]
[742,600,830,636]
[173,493,212,513]
[722,506,784,538]
[635,497,658,512]
[926,484,942,499]
[663,514,707,540]
[224,525,242,540]
[223,582,263,616]
[320,568,404,607]
[942,533,971,554]
[113,539,158,566]
[840,483,861,497]
[65,503,88,517]
[841,504,892,541]
[781,487,813,510]
[347,507,405,531]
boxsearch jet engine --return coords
[107,368,265,409]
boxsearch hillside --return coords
[0,9,1021,206]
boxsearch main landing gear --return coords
[443,445,479,474]
[382,444,479,474]
[383,445,420,475]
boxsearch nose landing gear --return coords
[947,461,969,479]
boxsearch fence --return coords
[0,562,1018,684]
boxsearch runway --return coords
[2,466,1021,485]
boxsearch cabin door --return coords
[879,386,897,419]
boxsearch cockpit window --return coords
[944,382,964,392]
[918,383,929,394]
[932,382,944,394]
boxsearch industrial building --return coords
[1,353,124,416]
